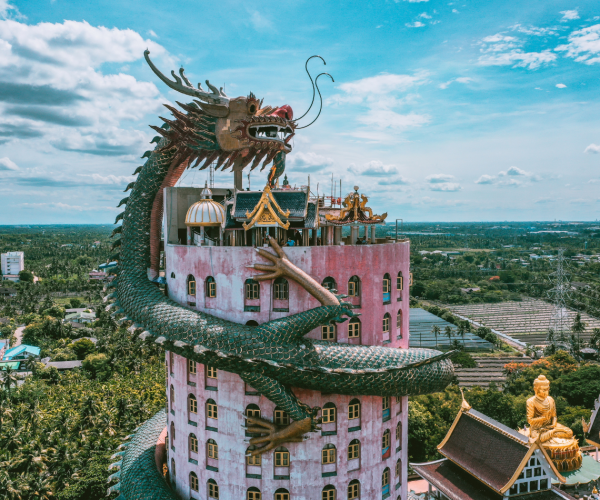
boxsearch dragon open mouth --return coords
[248,123,294,147]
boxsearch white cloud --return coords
[396,0,429,3]
[0,19,168,153]
[585,143,600,154]
[351,160,399,177]
[249,11,273,31]
[406,21,425,28]
[79,173,136,185]
[556,24,600,65]
[510,24,557,36]
[0,157,19,171]
[426,174,455,183]
[19,202,119,211]
[439,77,472,89]
[475,174,496,185]
[478,33,557,69]
[330,73,430,139]
[0,0,22,20]
[452,9,459,13]
[419,12,432,19]
[560,10,580,21]
[429,182,461,192]
[148,29,158,38]
[556,83,567,88]
[287,152,334,172]
[476,166,541,186]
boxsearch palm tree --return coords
[444,326,455,350]
[0,470,23,500]
[3,366,18,395]
[431,325,441,348]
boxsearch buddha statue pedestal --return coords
[519,375,582,472]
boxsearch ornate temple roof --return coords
[412,459,572,500]
[324,186,387,226]
[225,185,318,230]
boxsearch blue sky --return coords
[0,0,599,223]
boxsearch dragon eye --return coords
[248,103,257,115]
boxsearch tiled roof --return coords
[439,410,528,492]
[232,190,307,218]
[412,459,568,500]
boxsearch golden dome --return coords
[185,186,225,227]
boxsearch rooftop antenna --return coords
[209,161,215,189]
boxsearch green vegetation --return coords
[408,352,595,463]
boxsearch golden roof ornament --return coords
[243,184,290,231]
[325,186,387,225]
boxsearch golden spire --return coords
[243,184,290,231]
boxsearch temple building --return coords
[412,384,600,500]
[161,183,408,499]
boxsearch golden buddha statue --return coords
[520,375,582,472]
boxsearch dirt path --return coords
[13,325,25,347]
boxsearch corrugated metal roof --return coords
[3,344,40,360]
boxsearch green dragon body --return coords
[109,52,454,455]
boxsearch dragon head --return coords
[145,51,294,181]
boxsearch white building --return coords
[1,252,24,279]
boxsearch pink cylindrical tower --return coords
[164,225,411,500]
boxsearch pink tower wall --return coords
[165,242,410,500]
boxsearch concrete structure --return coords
[164,185,410,500]
[1,251,24,277]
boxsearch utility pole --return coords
[547,248,570,345]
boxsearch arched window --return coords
[397,272,403,292]
[246,446,262,472]
[169,351,174,373]
[322,444,336,464]
[187,274,196,296]
[190,471,199,492]
[348,275,361,298]
[247,487,261,500]
[274,406,290,426]
[170,421,175,448]
[275,488,290,500]
[396,421,402,448]
[206,276,216,298]
[170,271,175,279]
[170,457,176,481]
[383,313,391,341]
[245,278,260,300]
[348,480,360,500]
[322,276,337,292]
[274,277,289,300]
[382,397,391,421]
[207,438,218,459]
[348,317,361,341]
[322,402,336,424]
[348,399,361,422]
[208,479,219,499]
[322,485,336,500]
[275,446,290,467]
[383,273,391,303]
[245,404,261,436]
[188,394,197,417]
[348,439,360,460]
[169,384,175,411]
[396,458,402,479]
[246,320,259,326]
[206,399,218,429]
[382,467,391,496]
[321,323,336,341]
[396,310,402,339]
[189,433,198,454]
[382,429,391,458]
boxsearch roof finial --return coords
[460,387,472,411]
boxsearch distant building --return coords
[1,251,24,276]
[0,286,17,297]
[1,274,20,283]
[88,270,107,280]
[64,311,96,324]
[2,344,40,361]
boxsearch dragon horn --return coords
[144,50,229,106]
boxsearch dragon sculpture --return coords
[107,51,454,466]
